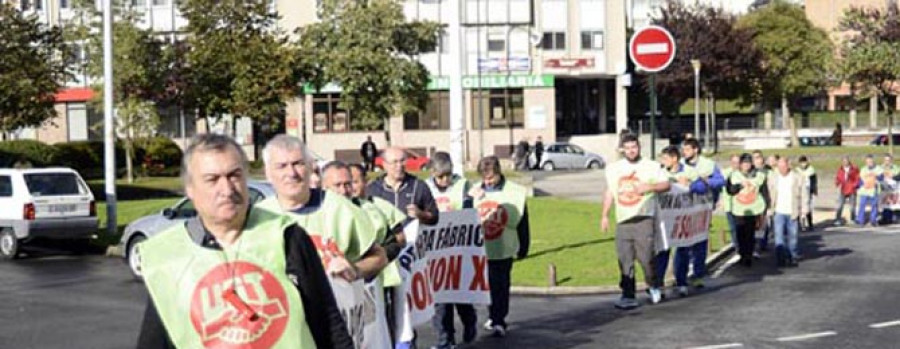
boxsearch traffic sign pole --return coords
[650,74,656,159]
[628,25,675,160]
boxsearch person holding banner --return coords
[723,155,741,252]
[856,154,884,227]
[657,145,708,297]
[880,154,898,225]
[137,134,353,349]
[679,139,724,289]
[768,157,809,267]
[601,134,670,309]
[426,152,478,348]
[797,156,817,231]
[470,155,530,336]
[726,153,767,267]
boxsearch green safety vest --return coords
[883,164,897,180]
[729,170,767,217]
[358,196,406,287]
[257,192,376,264]
[797,165,816,178]
[859,166,884,197]
[683,156,716,178]
[722,167,736,212]
[473,180,527,260]
[427,177,469,212]
[666,164,699,184]
[140,207,316,349]
[606,158,664,223]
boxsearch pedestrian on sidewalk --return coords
[601,134,670,309]
[361,135,378,172]
[797,156,817,231]
[880,154,898,224]
[768,157,809,267]
[835,156,859,226]
[657,145,708,298]
[722,154,741,249]
[857,155,884,227]
[726,153,767,267]
[678,138,725,290]
[515,138,531,171]
[532,136,545,170]
[831,123,843,146]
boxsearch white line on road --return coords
[870,320,900,329]
[684,343,743,349]
[712,254,740,279]
[776,331,837,342]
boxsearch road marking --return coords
[776,331,837,342]
[870,320,900,329]
[684,343,743,349]
[712,254,740,279]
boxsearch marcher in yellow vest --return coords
[137,134,352,348]
[469,155,530,338]
[857,154,884,226]
[796,155,818,231]
[880,154,898,224]
[726,153,767,267]
[722,154,741,252]
[601,134,670,310]
[426,152,477,348]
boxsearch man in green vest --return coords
[880,154,898,224]
[469,155,529,337]
[426,151,477,348]
[797,155,818,231]
[723,154,741,251]
[137,133,353,348]
[601,134,670,310]
[857,154,884,226]
[258,134,387,284]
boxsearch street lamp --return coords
[691,59,701,145]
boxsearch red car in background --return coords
[374,149,430,172]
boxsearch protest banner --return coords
[656,185,714,252]
[393,209,491,342]
[330,278,382,349]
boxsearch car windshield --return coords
[24,173,87,196]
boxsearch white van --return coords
[0,168,98,259]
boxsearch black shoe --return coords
[463,323,477,343]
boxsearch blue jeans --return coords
[773,214,799,259]
[674,240,707,286]
[654,250,670,287]
[857,195,879,225]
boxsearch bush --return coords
[0,140,60,167]
[54,140,126,179]
[137,137,182,177]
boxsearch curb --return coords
[106,245,124,258]
[511,244,736,296]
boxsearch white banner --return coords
[330,278,382,349]
[880,179,900,210]
[393,209,491,342]
[656,186,714,252]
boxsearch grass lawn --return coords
[711,146,891,174]
[512,197,731,287]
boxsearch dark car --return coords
[871,134,900,146]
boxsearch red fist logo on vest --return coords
[735,184,757,205]
[191,261,289,348]
[478,200,509,241]
[617,173,642,207]
[435,196,453,212]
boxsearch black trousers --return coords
[433,303,476,345]
[488,258,513,327]
[735,215,758,263]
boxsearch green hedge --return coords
[53,140,127,179]
[138,137,182,177]
[0,140,60,167]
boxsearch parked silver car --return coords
[531,142,605,171]
[119,180,275,279]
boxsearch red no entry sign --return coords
[629,25,676,73]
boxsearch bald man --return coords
[367,147,438,226]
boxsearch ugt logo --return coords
[478,200,509,241]
[191,261,289,348]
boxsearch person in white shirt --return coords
[767,157,809,267]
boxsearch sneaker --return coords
[648,288,662,304]
[490,324,507,338]
[614,297,640,310]
[483,320,493,331]
[677,286,689,297]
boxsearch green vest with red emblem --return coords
[426,177,469,212]
[473,180,527,260]
[140,207,316,349]
[729,170,767,217]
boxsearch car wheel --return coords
[127,234,147,280]
[542,162,556,171]
[588,161,603,170]
[0,229,19,260]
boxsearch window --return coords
[34,0,42,10]
[581,30,604,50]
[473,89,524,128]
[311,94,381,133]
[487,39,505,52]
[152,0,167,5]
[541,32,566,50]
[0,176,11,197]
[20,0,31,11]
[404,92,450,130]
[60,0,69,8]
[174,199,196,218]
[427,32,448,54]
[24,173,87,196]
[132,0,146,6]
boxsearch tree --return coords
[179,0,298,156]
[650,1,762,112]
[839,3,900,155]
[296,0,441,135]
[0,4,70,134]
[69,2,169,182]
[739,0,834,148]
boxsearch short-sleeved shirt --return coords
[606,158,668,223]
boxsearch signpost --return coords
[629,25,676,159]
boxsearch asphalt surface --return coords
[2,225,900,348]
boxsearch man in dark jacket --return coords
[532,136,544,170]
[361,135,378,172]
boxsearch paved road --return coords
[3,225,900,348]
